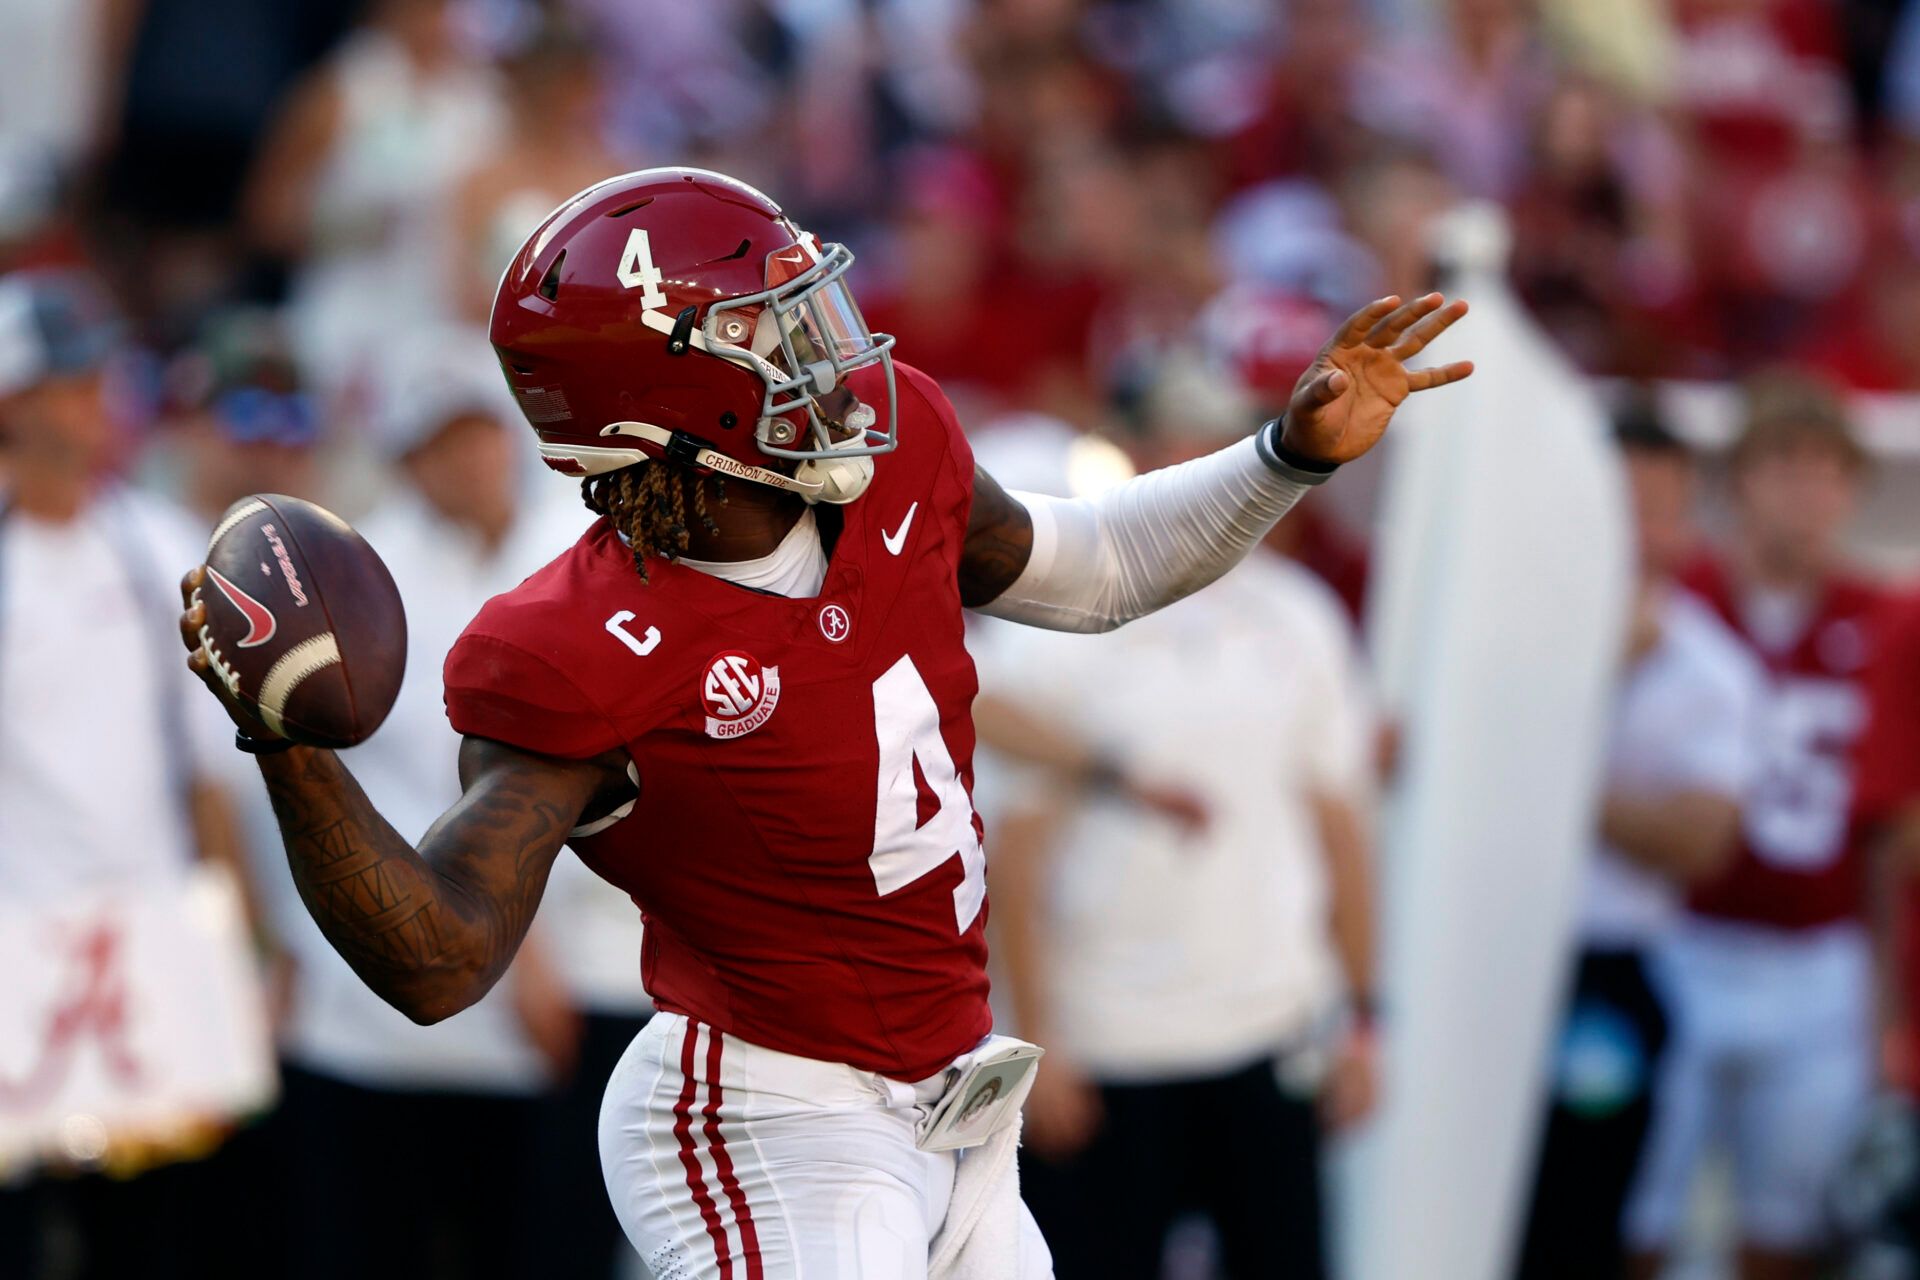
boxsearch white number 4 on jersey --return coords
[870,656,986,932]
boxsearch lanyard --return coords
[0,488,198,855]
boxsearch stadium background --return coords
[4,0,1920,1278]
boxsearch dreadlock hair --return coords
[581,460,725,582]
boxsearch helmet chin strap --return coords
[599,422,833,502]
[793,439,874,504]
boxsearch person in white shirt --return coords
[970,414,1379,1280]
[270,328,592,1280]
[0,270,266,1280]
[1514,403,1764,1280]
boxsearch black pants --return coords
[529,1010,653,1279]
[1022,1055,1326,1280]
[1513,947,1670,1280]
[277,1063,542,1280]
[0,1124,274,1280]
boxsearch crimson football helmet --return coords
[489,167,896,504]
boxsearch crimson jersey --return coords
[443,364,991,1080]
[1857,594,1920,1050]
[1857,593,1920,828]
[1682,556,1886,929]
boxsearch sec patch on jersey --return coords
[197,494,407,747]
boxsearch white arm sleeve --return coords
[975,428,1332,633]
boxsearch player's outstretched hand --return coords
[1281,293,1473,466]
[178,566,283,741]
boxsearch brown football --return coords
[197,494,406,748]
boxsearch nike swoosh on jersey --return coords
[882,503,919,556]
[206,567,278,648]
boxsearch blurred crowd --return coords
[5,0,1920,1278]
[11,0,1920,422]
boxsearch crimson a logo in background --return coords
[817,603,851,644]
[701,651,782,740]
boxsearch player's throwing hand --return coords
[1281,293,1473,466]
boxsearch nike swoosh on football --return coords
[882,503,919,556]
[206,567,279,648]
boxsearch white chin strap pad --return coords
[794,453,873,504]
[791,422,876,504]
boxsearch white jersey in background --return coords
[286,30,503,397]
[1579,588,1765,948]
[276,488,591,1093]
[0,485,273,1165]
[976,552,1372,1081]
[0,488,228,899]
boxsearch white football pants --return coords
[1625,919,1872,1252]
[600,1011,1053,1279]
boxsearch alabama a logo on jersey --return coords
[702,651,781,740]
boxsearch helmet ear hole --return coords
[720,412,738,429]
[537,250,566,301]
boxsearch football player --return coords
[175,168,1471,1278]
[1627,374,1884,1280]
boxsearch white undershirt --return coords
[679,507,828,599]
[1580,590,1764,946]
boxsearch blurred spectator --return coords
[1352,0,1557,201]
[1670,0,1853,170]
[271,328,587,1280]
[1507,79,1696,376]
[1629,372,1885,1278]
[1214,0,1373,190]
[157,309,322,520]
[863,145,1105,426]
[1335,147,1462,299]
[244,0,504,401]
[973,413,1379,1280]
[1796,225,1920,391]
[87,0,360,342]
[1514,401,1764,1280]
[452,17,621,321]
[0,0,105,246]
[570,0,795,161]
[0,270,267,1279]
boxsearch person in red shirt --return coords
[171,167,1472,1279]
[1628,372,1883,1280]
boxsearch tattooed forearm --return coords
[960,465,1036,607]
[255,737,608,1022]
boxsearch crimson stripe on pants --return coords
[674,1018,733,1278]
[703,1029,764,1280]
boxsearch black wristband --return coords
[236,730,297,755]
[1254,416,1339,486]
